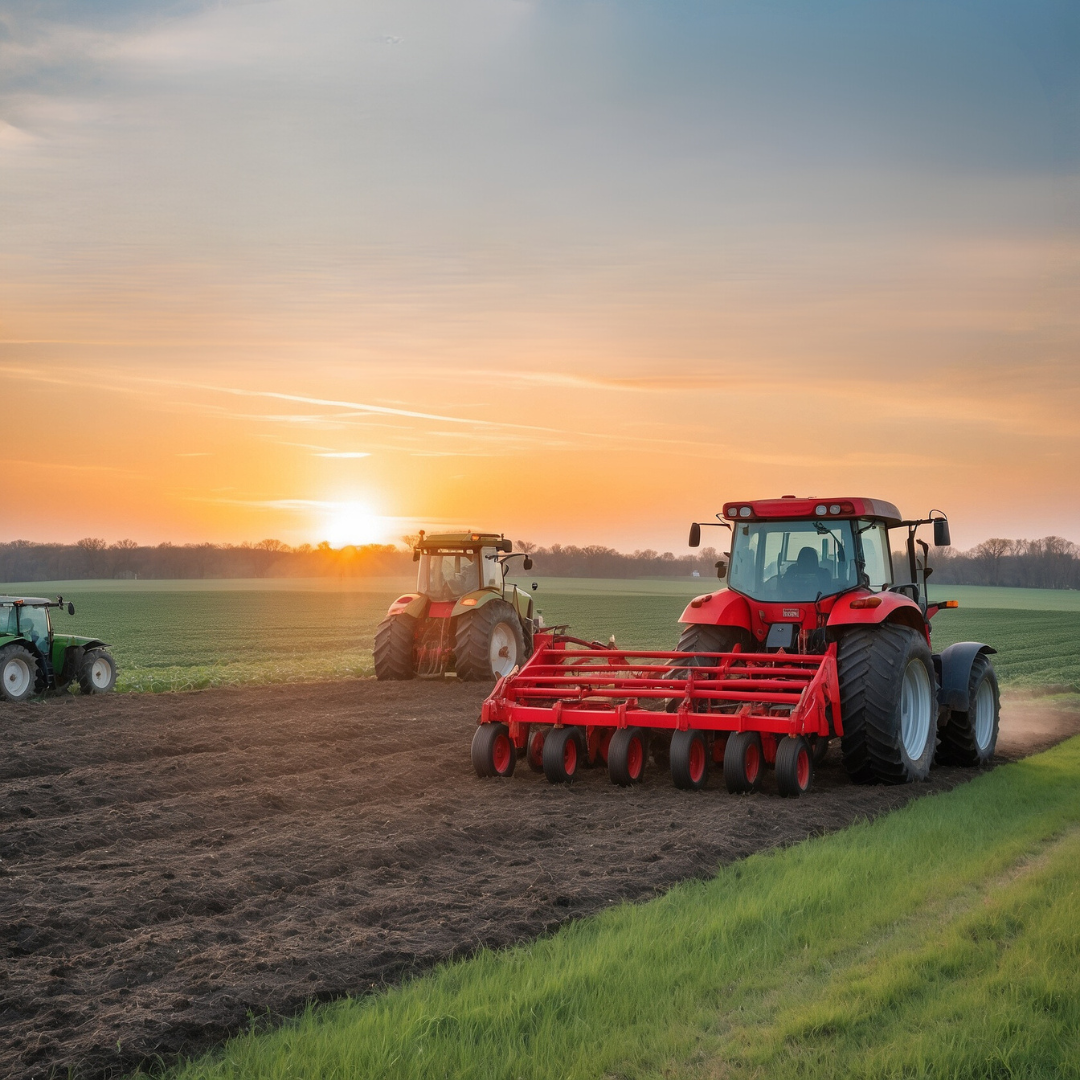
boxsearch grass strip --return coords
[156,736,1080,1080]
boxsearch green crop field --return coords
[3,577,1079,693]
[152,734,1080,1080]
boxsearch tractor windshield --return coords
[729,520,858,602]
[17,604,51,649]
[418,551,482,601]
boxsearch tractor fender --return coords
[936,641,997,712]
[678,589,752,632]
[828,591,926,634]
[450,590,505,618]
[386,594,428,619]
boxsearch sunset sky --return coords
[1,0,1077,552]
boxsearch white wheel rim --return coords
[4,657,31,697]
[900,658,932,761]
[973,678,994,751]
[489,623,517,678]
[91,658,112,688]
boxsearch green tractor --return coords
[375,532,537,681]
[0,595,117,703]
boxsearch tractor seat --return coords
[784,548,833,591]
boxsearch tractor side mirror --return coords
[412,549,421,562]
[933,518,951,547]
[688,523,701,547]
[715,559,727,580]
[531,582,538,591]
[523,557,533,570]
[67,603,75,616]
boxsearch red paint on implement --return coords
[627,735,644,779]
[688,738,706,784]
[796,746,810,789]
[744,741,761,784]
[492,733,513,774]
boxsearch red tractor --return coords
[471,497,999,796]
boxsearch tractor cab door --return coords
[480,546,500,590]
[17,605,51,654]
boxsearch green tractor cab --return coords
[374,532,537,681]
[0,596,117,703]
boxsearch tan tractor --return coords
[374,532,536,681]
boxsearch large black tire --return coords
[1,644,40,702]
[78,648,117,695]
[455,600,526,682]
[373,614,416,680]
[675,623,753,660]
[836,624,938,784]
[936,654,1000,766]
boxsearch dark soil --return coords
[1,682,1076,1080]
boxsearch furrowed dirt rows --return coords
[2,682,1077,1080]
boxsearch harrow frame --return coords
[479,631,842,762]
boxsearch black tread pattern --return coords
[0,643,43,702]
[936,654,999,766]
[77,648,117,695]
[454,601,525,683]
[775,735,812,797]
[836,624,936,785]
[373,614,416,680]
[676,623,753,657]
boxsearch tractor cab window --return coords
[729,520,857,602]
[480,547,500,589]
[1,604,17,636]
[856,520,893,590]
[418,551,481,601]
[17,605,50,648]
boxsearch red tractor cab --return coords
[471,498,998,796]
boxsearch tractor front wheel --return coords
[471,723,516,778]
[455,601,526,682]
[373,614,416,680]
[1,644,40,702]
[78,649,117,695]
[936,654,1000,766]
[837,624,937,784]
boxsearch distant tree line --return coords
[0,538,410,582]
[921,536,1080,590]
[0,534,1078,589]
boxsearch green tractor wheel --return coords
[1,644,40,702]
[78,648,117,694]
[455,600,526,681]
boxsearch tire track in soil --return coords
[1,682,1075,1080]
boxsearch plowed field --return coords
[2,682,1076,1080]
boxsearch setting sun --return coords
[322,501,386,549]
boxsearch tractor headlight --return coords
[829,504,841,514]
[815,504,827,515]
[739,506,752,518]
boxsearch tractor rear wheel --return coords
[78,649,117,695]
[607,727,647,786]
[455,600,526,682]
[373,614,416,680]
[775,735,814,797]
[836,624,937,784]
[670,729,709,790]
[936,654,1000,766]
[1,644,40,702]
[471,723,516,778]
[675,623,753,660]
[724,731,764,794]
[542,727,584,784]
